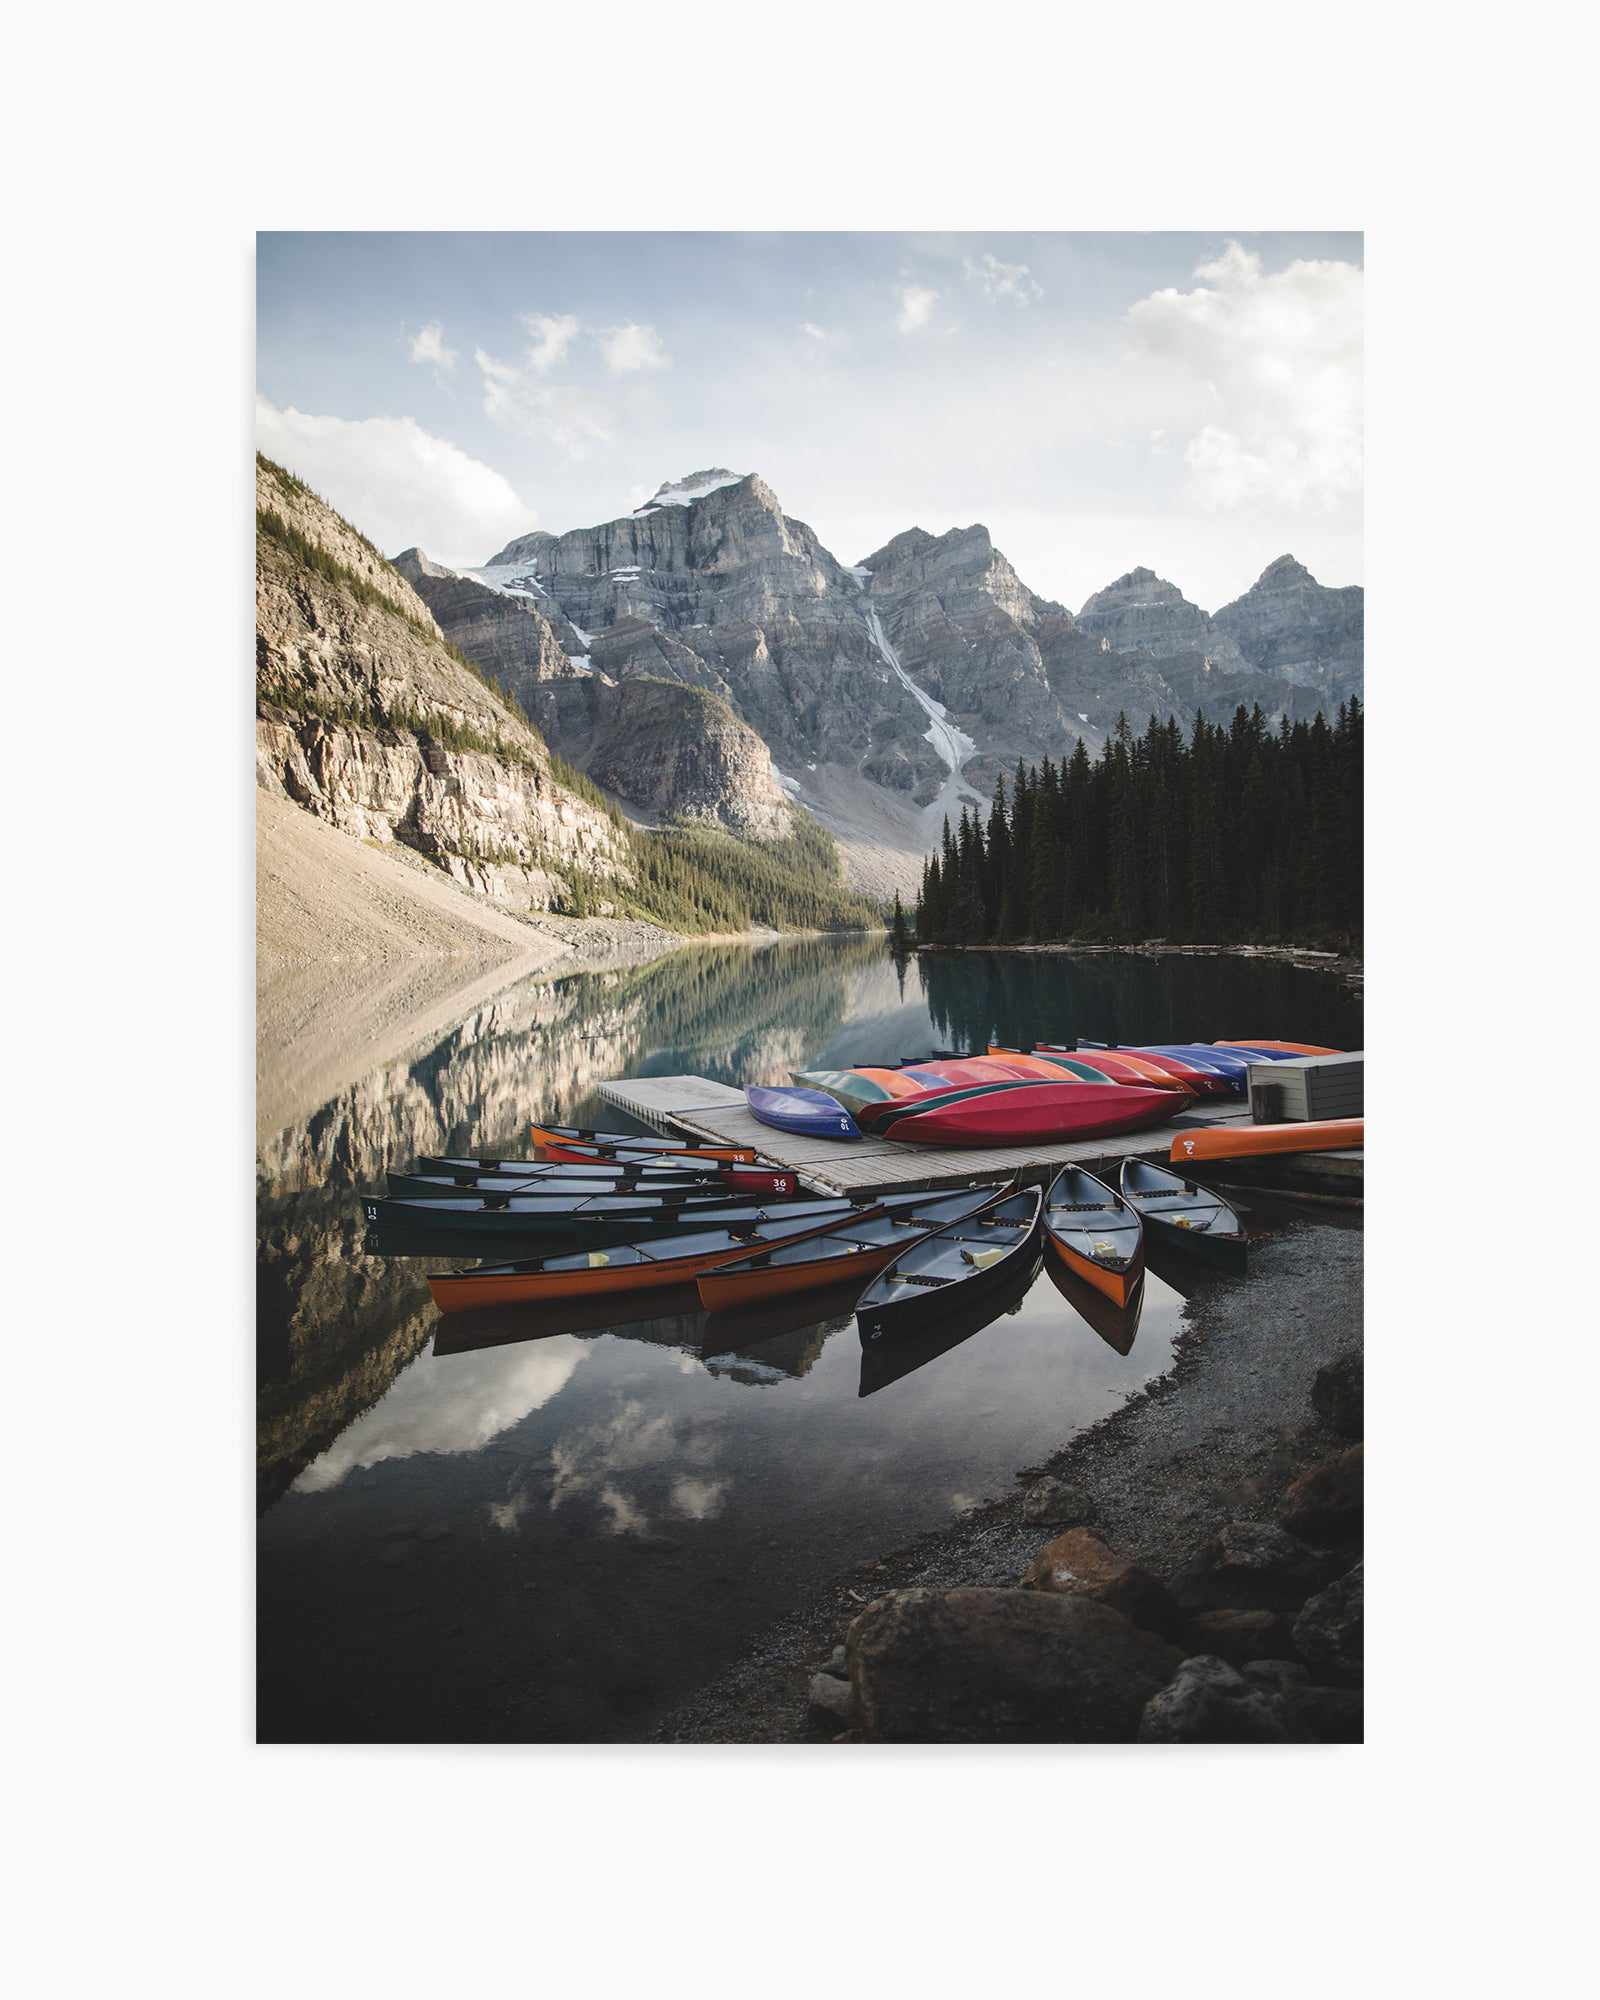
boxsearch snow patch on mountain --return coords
[646,470,745,508]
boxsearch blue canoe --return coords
[745,1085,862,1141]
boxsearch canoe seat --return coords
[1051,1201,1117,1213]
[888,1272,951,1288]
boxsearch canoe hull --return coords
[532,1124,760,1165]
[745,1086,861,1142]
[1045,1230,1140,1309]
[856,1189,1042,1341]
[1171,1118,1362,1165]
[697,1238,900,1311]
[875,1082,1176,1148]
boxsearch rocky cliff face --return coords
[395,547,795,839]
[256,455,630,913]
[1213,556,1365,710]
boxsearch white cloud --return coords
[522,310,580,372]
[965,253,1042,306]
[407,320,457,372]
[1127,241,1363,512]
[292,1337,583,1494]
[599,322,669,372]
[255,396,532,566]
[800,321,830,342]
[474,346,614,458]
[669,1477,726,1521]
[896,285,938,334]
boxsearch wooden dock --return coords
[594,1075,1361,1198]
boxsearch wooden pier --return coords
[595,1075,1362,1199]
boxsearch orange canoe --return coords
[1031,1044,1196,1094]
[429,1201,887,1313]
[531,1124,760,1166]
[1213,1040,1343,1057]
[1170,1118,1362,1165]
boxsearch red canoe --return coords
[873,1080,1179,1148]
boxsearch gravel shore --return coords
[656,1213,1362,1742]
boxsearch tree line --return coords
[912,702,1362,949]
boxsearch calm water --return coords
[257,939,1361,1741]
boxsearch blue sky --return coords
[257,231,1362,612]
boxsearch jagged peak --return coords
[391,546,454,581]
[484,527,558,567]
[1079,567,1190,615]
[641,468,749,509]
[1253,553,1317,590]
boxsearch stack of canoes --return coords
[779,1036,1348,1146]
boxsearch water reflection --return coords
[858,1252,1042,1397]
[1044,1259,1147,1356]
[258,935,1353,1739]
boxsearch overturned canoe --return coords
[1213,1039,1343,1057]
[1043,1164,1145,1308]
[1120,1157,1247,1271]
[1076,1042,1237,1097]
[868,1079,1177,1148]
[1032,1044,1196,1092]
[745,1085,861,1142]
[427,1203,889,1314]
[695,1185,1003,1311]
[1169,1118,1362,1164]
[856,1186,1042,1341]
[986,1046,1118,1084]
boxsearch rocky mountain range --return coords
[399,468,1363,897]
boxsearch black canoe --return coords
[1119,1158,1248,1271]
[419,1153,732,1183]
[855,1185,1043,1341]
[858,1248,1041,1395]
[387,1169,743,1201]
[362,1187,831,1244]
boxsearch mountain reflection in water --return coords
[257,936,1357,1741]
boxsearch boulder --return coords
[1312,1349,1363,1438]
[1138,1656,1298,1743]
[807,1672,856,1725]
[1021,1478,1096,1528]
[1022,1528,1179,1635]
[1281,1445,1363,1542]
[1293,1562,1363,1684]
[847,1587,1179,1743]
[1169,1520,1334,1613]
[1182,1607,1298,1665]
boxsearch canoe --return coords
[364,1187,836,1245]
[530,1122,761,1165]
[1074,1042,1235,1097]
[1213,1039,1343,1057]
[745,1085,861,1142]
[1120,1157,1248,1272]
[422,1152,732,1182]
[1170,1118,1362,1164]
[387,1170,766,1201]
[1042,1164,1145,1308]
[857,1186,1043,1340]
[408,1155,798,1197]
[986,1046,1118,1084]
[869,1079,1177,1148]
[858,1248,1042,1396]
[427,1201,892,1314]
[431,1283,705,1355]
[1044,1257,1146,1356]
[1032,1044,1196,1092]
[789,1068,918,1119]
[695,1184,1004,1311]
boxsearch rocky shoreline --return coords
[655,1218,1362,1745]
[915,939,1364,990]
